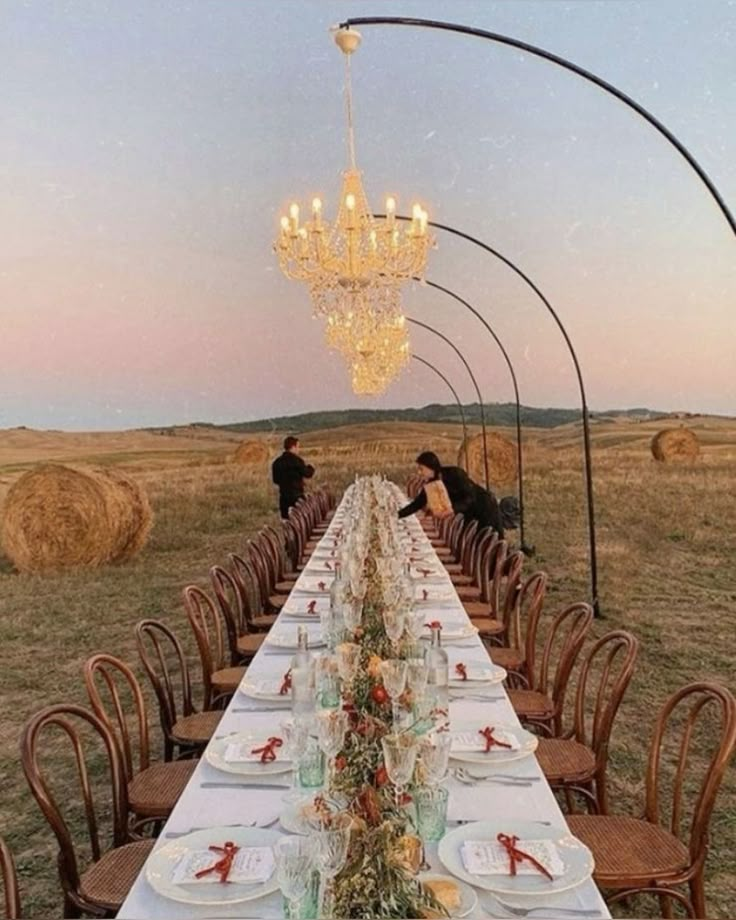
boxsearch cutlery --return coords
[452,768,532,787]
[458,767,541,782]
[481,895,601,917]
[164,821,256,837]
[200,781,291,790]
[230,706,291,713]
[449,692,505,701]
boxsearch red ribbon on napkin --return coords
[421,589,429,601]
[307,600,317,615]
[251,736,283,763]
[279,670,292,695]
[419,568,433,578]
[455,663,468,681]
[479,726,513,753]
[318,581,327,591]
[325,560,332,570]
[496,833,553,881]
[195,841,241,883]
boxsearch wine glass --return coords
[275,835,314,920]
[281,717,310,801]
[406,657,429,719]
[312,810,351,918]
[343,596,363,635]
[418,732,452,785]
[335,642,361,694]
[381,732,419,810]
[379,659,408,729]
[316,708,349,789]
[382,608,405,654]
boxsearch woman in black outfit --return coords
[398,451,504,537]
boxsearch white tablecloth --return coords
[119,491,609,919]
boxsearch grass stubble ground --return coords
[0,420,734,918]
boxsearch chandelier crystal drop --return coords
[274,26,434,395]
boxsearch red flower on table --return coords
[496,832,553,881]
[455,663,468,681]
[195,841,240,883]
[479,725,513,753]
[250,736,283,763]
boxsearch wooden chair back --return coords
[246,539,273,601]
[516,571,548,674]
[281,519,301,570]
[20,704,128,913]
[497,550,525,634]
[228,552,262,631]
[210,565,245,662]
[135,619,196,759]
[480,538,507,614]
[0,837,20,920]
[183,585,230,709]
[534,602,594,730]
[84,653,152,782]
[645,682,736,864]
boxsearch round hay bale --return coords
[99,469,153,563]
[459,432,517,486]
[651,427,700,463]
[1,464,119,573]
[232,440,271,466]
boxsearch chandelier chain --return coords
[344,53,357,170]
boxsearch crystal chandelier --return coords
[274,27,434,324]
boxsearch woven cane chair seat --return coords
[251,613,278,632]
[443,562,463,574]
[462,601,490,617]
[567,815,690,884]
[456,584,482,602]
[237,633,266,657]
[450,573,474,587]
[212,666,247,695]
[128,759,197,817]
[469,615,504,637]
[172,710,222,746]
[508,688,554,721]
[79,839,154,912]
[434,547,453,558]
[489,646,525,671]
[536,738,596,783]
[274,579,297,594]
[268,594,286,613]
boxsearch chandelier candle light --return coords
[274,27,434,395]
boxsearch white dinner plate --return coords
[438,820,594,897]
[206,731,293,776]
[447,720,538,765]
[266,629,326,650]
[418,873,478,918]
[238,680,292,703]
[297,577,334,595]
[448,664,507,688]
[421,623,478,641]
[279,793,347,835]
[145,826,283,905]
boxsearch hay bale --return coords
[100,469,153,562]
[459,432,517,485]
[651,427,700,463]
[0,463,152,573]
[232,440,271,466]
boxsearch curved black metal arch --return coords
[406,316,489,490]
[340,15,735,237]
[411,354,469,465]
[417,277,528,553]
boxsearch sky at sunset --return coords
[1,0,734,430]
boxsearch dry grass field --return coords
[0,417,735,918]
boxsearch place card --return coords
[450,729,520,752]
[461,839,564,877]
[452,666,496,682]
[172,846,275,885]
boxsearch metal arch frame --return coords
[411,354,469,466]
[339,15,736,237]
[405,316,489,490]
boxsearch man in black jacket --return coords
[272,436,315,519]
[399,450,504,537]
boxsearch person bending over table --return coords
[398,450,504,538]
[271,435,315,520]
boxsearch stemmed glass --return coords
[312,812,352,919]
[343,596,363,636]
[406,657,429,720]
[316,708,349,789]
[379,659,408,729]
[383,608,405,654]
[275,835,314,920]
[381,732,419,810]
[335,642,361,696]
[281,717,310,801]
[419,732,452,786]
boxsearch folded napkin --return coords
[450,729,520,752]
[284,600,323,616]
[452,664,496,683]
[461,839,564,877]
[244,679,290,698]
[299,578,333,593]
[172,846,275,885]
[423,624,472,639]
[411,565,443,579]
[225,740,289,764]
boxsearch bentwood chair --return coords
[135,619,222,760]
[262,525,299,590]
[443,520,479,582]
[508,602,594,736]
[536,631,639,813]
[466,540,524,643]
[0,836,20,920]
[248,537,286,613]
[84,653,197,824]
[228,552,278,632]
[183,585,247,709]
[568,682,736,919]
[21,704,154,918]
[488,570,548,682]
[210,564,265,662]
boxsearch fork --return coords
[457,766,541,782]
[481,894,602,917]
[453,768,532,787]
[164,821,256,838]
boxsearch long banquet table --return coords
[119,488,609,919]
